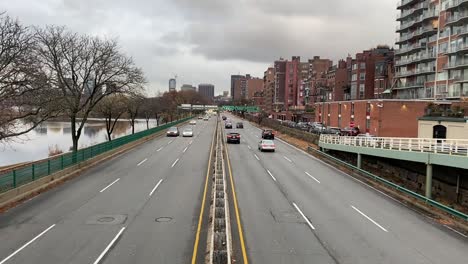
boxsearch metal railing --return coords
[0,117,193,193]
[320,135,468,156]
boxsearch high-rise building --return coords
[247,77,263,99]
[308,56,333,103]
[394,0,467,99]
[198,83,215,99]
[169,78,176,92]
[274,59,287,109]
[263,67,275,113]
[180,84,196,91]
[285,56,301,108]
[230,75,244,101]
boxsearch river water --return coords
[0,119,158,166]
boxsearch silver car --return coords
[258,139,276,152]
[182,128,194,137]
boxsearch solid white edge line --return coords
[183,146,188,153]
[444,225,468,238]
[304,172,321,184]
[156,147,163,152]
[149,179,163,196]
[254,154,260,160]
[0,224,56,264]
[92,227,126,264]
[171,158,180,168]
[267,170,277,182]
[293,203,315,230]
[283,156,292,163]
[137,158,147,166]
[99,178,120,193]
[351,205,388,232]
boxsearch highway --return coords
[0,118,216,264]
[0,114,466,264]
[223,114,468,264]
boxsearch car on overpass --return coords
[226,132,241,144]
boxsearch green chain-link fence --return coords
[0,117,192,193]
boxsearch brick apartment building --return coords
[263,67,275,112]
[315,99,453,137]
[349,46,394,100]
[274,59,287,110]
[395,0,468,99]
[247,77,263,99]
[230,75,244,101]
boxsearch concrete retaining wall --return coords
[328,150,468,210]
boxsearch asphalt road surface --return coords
[222,114,467,264]
[0,118,215,264]
[0,114,467,264]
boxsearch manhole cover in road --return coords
[86,214,127,225]
[155,217,173,222]
[98,217,115,223]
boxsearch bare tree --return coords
[34,26,145,152]
[95,94,126,141]
[125,95,143,134]
[0,13,56,141]
[140,97,154,129]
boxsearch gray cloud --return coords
[1,0,397,95]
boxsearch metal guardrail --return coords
[308,147,468,221]
[0,117,193,193]
[320,135,468,157]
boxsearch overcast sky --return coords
[1,0,397,96]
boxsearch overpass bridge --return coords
[319,135,468,198]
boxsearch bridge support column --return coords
[357,153,362,169]
[425,164,433,199]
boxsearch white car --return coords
[182,128,194,137]
[189,120,197,125]
[258,139,275,152]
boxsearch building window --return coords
[352,73,357,81]
[351,103,355,121]
[359,84,365,99]
[360,62,366,69]
[351,83,357,100]
[360,72,366,81]
[352,63,358,70]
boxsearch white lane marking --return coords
[0,224,56,264]
[149,179,163,196]
[271,135,409,207]
[351,205,388,232]
[283,156,292,163]
[444,225,468,238]
[183,146,188,153]
[156,147,164,152]
[171,158,180,168]
[305,172,321,183]
[137,158,147,166]
[247,145,251,150]
[189,140,193,145]
[267,170,277,182]
[99,178,120,193]
[255,135,259,138]
[92,227,126,264]
[167,140,173,145]
[293,203,315,230]
[254,154,260,161]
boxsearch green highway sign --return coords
[221,105,259,112]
